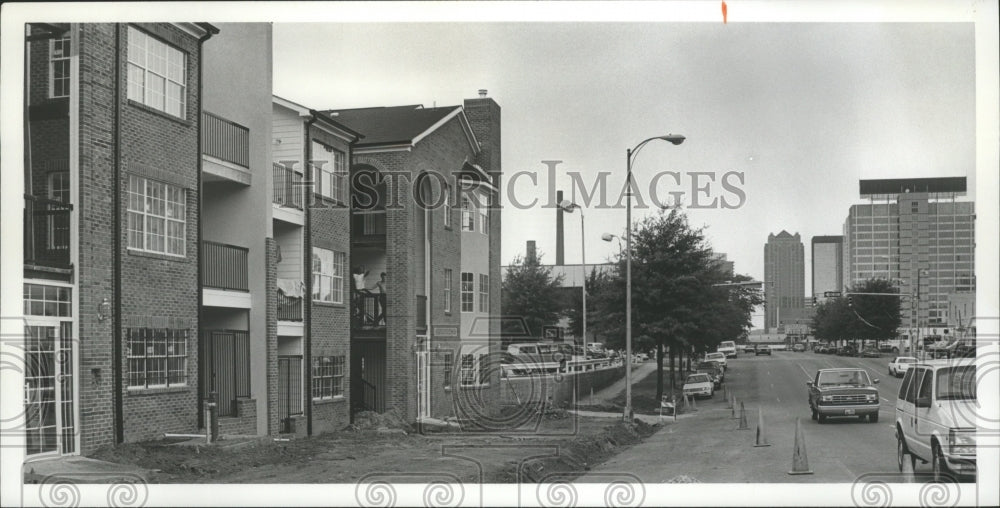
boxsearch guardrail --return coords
[201,241,249,291]
[202,111,249,168]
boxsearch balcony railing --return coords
[201,241,249,291]
[352,291,383,329]
[202,111,249,168]
[200,330,251,417]
[277,291,303,321]
[24,195,72,269]
[417,295,427,332]
[272,162,304,210]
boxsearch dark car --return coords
[792,343,806,352]
[861,347,880,358]
[837,345,857,357]
[696,361,724,388]
[755,345,772,356]
[807,368,880,423]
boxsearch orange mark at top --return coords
[722,1,728,24]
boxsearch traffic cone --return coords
[753,409,771,447]
[901,452,915,483]
[730,397,738,419]
[737,401,749,430]
[787,418,814,475]
[683,394,690,411]
[691,394,698,411]
[726,389,734,409]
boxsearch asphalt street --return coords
[578,350,955,483]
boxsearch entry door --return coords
[24,322,75,456]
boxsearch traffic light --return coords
[847,295,854,307]
[811,296,818,307]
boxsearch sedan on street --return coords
[683,373,715,399]
[755,345,772,356]
[887,356,917,377]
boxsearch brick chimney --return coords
[526,240,537,264]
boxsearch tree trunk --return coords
[655,341,664,400]
[668,345,676,393]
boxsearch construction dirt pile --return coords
[348,410,413,432]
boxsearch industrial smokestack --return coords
[478,89,487,98]
[526,240,537,263]
[556,191,565,265]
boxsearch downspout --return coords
[195,25,216,429]
[112,23,124,444]
[304,115,317,436]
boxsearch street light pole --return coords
[911,268,929,356]
[559,200,587,355]
[623,134,684,422]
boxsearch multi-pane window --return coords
[479,195,489,234]
[443,352,453,388]
[443,184,452,228]
[443,269,453,313]
[23,284,71,317]
[460,353,490,387]
[461,272,474,312]
[126,328,188,388]
[478,274,489,313]
[312,355,345,399]
[312,248,346,304]
[462,197,475,232]
[49,35,71,98]
[46,172,71,251]
[311,141,347,204]
[127,175,186,256]
[127,27,186,118]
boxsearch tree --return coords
[812,278,901,348]
[501,253,566,339]
[566,267,620,346]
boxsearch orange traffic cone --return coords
[753,409,771,447]
[787,418,814,475]
[737,401,749,430]
[901,451,915,483]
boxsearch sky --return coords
[272,20,977,306]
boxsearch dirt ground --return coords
[89,412,659,484]
[577,364,699,415]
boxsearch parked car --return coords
[683,373,715,399]
[792,343,806,352]
[861,347,881,358]
[717,340,738,359]
[837,345,858,357]
[704,352,728,371]
[754,345,772,356]
[696,361,724,387]
[742,344,755,353]
[896,356,979,480]
[888,356,917,377]
[807,368,880,423]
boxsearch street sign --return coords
[823,291,842,297]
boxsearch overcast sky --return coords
[274,21,976,307]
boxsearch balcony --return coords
[352,209,386,245]
[277,280,304,322]
[272,162,304,210]
[350,293,427,333]
[202,241,249,291]
[24,195,72,270]
[202,112,249,167]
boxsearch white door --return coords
[24,321,76,456]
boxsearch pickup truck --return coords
[807,368,880,423]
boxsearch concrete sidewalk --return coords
[23,456,153,484]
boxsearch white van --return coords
[717,341,737,358]
[895,356,978,480]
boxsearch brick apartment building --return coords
[21,22,503,459]
[327,92,503,423]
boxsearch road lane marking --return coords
[796,363,813,380]
[776,396,781,403]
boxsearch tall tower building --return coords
[843,177,974,341]
[764,231,805,331]
[811,236,844,301]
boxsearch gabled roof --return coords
[273,95,363,142]
[324,104,479,153]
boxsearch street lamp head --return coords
[601,233,617,242]
[558,199,578,212]
[657,134,686,145]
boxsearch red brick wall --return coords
[308,127,352,434]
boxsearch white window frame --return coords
[443,269,453,313]
[126,175,186,256]
[126,26,187,118]
[312,248,345,304]
[443,183,453,228]
[311,141,347,204]
[49,35,71,99]
[462,197,475,232]
[478,274,489,313]
[460,353,490,387]
[461,272,474,313]
[311,355,345,400]
[46,172,71,251]
[479,195,489,235]
[126,328,188,389]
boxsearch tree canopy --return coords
[812,278,902,344]
[500,253,566,339]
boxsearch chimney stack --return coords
[556,191,565,265]
[478,89,488,98]
[526,240,537,263]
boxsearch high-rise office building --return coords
[764,231,805,331]
[811,236,843,301]
[842,177,974,341]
